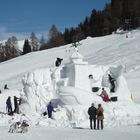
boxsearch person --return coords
[47,102,55,118]
[89,74,99,92]
[89,74,94,91]
[20,114,29,133]
[14,96,20,114]
[100,88,110,102]
[88,103,97,129]
[6,96,12,114]
[4,84,9,89]
[108,74,116,92]
[0,90,1,94]
[89,74,93,79]
[97,104,104,130]
[55,57,63,67]
[20,114,29,126]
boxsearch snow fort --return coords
[21,50,131,104]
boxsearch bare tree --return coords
[30,32,39,51]
[5,36,18,48]
[47,24,65,48]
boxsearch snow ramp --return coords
[58,86,102,105]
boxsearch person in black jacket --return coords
[108,74,116,92]
[14,96,20,114]
[4,84,9,89]
[6,96,12,114]
[55,58,63,67]
[88,103,97,129]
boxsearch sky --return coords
[0,0,111,40]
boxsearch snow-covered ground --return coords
[0,29,140,139]
[0,126,140,140]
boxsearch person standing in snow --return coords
[14,96,20,114]
[4,84,9,90]
[108,74,116,92]
[89,74,94,91]
[97,104,104,130]
[88,103,97,129]
[6,96,12,114]
[47,102,55,119]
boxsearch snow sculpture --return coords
[22,68,54,113]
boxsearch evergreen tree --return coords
[23,39,31,54]
[72,27,85,42]
[83,17,91,37]
[63,28,71,44]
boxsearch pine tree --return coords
[23,39,31,54]
[63,28,71,44]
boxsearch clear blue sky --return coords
[0,0,111,40]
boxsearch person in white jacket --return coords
[19,114,29,133]
[20,114,29,126]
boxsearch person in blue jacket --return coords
[47,102,55,118]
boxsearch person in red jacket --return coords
[100,88,110,102]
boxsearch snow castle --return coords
[21,49,132,114]
[57,49,132,105]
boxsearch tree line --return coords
[0,33,40,62]
[40,0,140,50]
